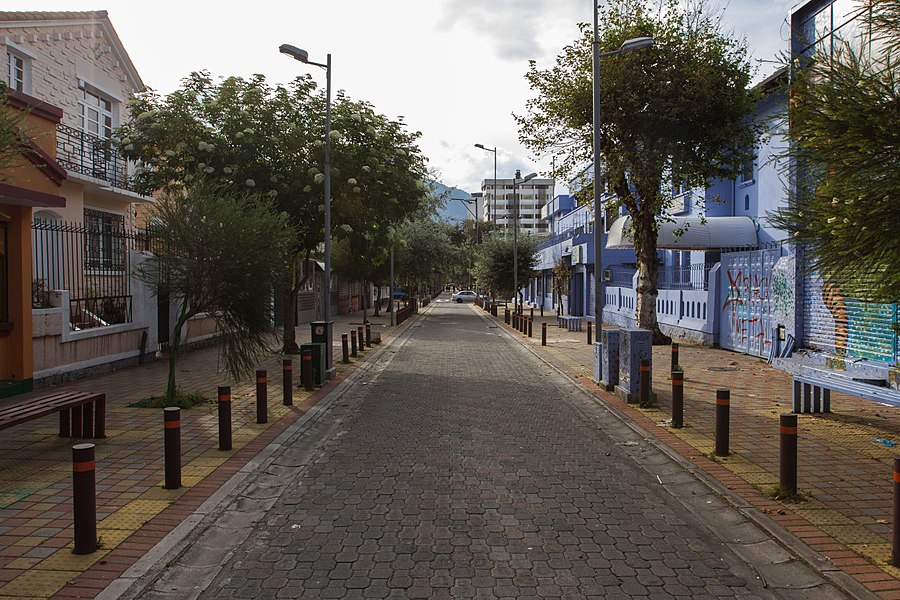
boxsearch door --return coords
[719,247,786,357]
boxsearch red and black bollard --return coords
[540,305,544,317]
[639,359,651,407]
[530,308,534,321]
[893,457,900,567]
[715,389,730,456]
[357,326,365,352]
[341,334,350,364]
[671,342,680,372]
[365,323,372,347]
[528,318,533,338]
[541,322,547,346]
[350,330,358,357]
[587,321,593,345]
[780,414,798,494]
[218,385,232,451]
[256,369,268,424]
[164,407,181,490]
[72,443,97,554]
[302,348,314,391]
[671,371,684,429]
[505,308,510,325]
[283,359,293,406]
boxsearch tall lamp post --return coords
[512,170,537,312]
[452,197,479,290]
[474,143,498,226]
[281,43,335,376]
[591,4,654,381]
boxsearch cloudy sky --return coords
[32,0,795,194]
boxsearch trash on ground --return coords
[872,439,896,447]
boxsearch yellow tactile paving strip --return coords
[0,308,403,599]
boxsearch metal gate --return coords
[802,271,898,362]
[719,246,788,357]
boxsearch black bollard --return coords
[72,443,97,554]
[365,323,372,347]
[587,321,593,345]
[671,371,684,429]
[341,334,350,364]
[302,349,314,391]
[528,318,533,338]
[283,359,293,406]
[671,342,680,372]
[715,389,730,456]
[540,305,544,317]
[351,330,358,357]
[541,322,547,346]
[894,457,900,567]
[256,369,268,425]
[218,385,232,451]
[357,326,365,352]
[505,308,510,325]
[164,407,181,490]
[780,414,798,495]
[530,308,534,321]
[639,359,651,407]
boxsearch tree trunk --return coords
[166,298,190,400]
[632,212,671,345]
[281,287,301,354]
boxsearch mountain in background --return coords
[429,180,474,223]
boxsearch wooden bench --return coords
[557,315,583,332]
[792,372,900,413]
[0,391,106,438]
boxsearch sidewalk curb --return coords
[95,307,431,600]
[476,307,875,600]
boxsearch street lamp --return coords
[512,170,537,312]
[281,42,335,375]
[592,6,654,381]
[474,143,498,227]
[452,197,479,290]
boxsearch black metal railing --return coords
[32,219,147,330]
[604,263,714,291]
[56,123,134,191]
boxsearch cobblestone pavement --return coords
[117,300,856,599]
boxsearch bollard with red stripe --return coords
[639,359,651,407]
[218,385,232,451]
[256,369,268,424]
[357,326,365,352]
[164,407,181,490]
[302,349,314,391]
[72,443,97,554]
[528,318,533,338]
[779,414,797,494]
[283,359,293,406]
[587,321,593,345]
[365,323,372,347]
[505,308,510,325]
[671,371,684,428]
[341,334,350,364]
[350,330,358,357]
[541,322,547,346]
[671,342,680,372]
[715,389,730,456]
[893,457,900,567]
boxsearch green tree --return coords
[139,179,291,400]
[516,0,757,342]
[395,218,457,295]
[473,232,540,301]
[770,0,900,302]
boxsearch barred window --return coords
[84,209,126,271]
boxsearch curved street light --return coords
[474,143,498,227]
[513,170,537,312]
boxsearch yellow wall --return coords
[0,205,33,382]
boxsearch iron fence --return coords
[604,263,714,291]
[32,219,148,330]
[56,123,136,192]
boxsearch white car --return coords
[451,290,477,303]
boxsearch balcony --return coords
[56,123,136,192]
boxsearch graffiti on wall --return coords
[720,248,787,357]
[771,255,796,337]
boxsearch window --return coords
[5,50,27,93]
[744,194,751,211]
[79,89,115,139]
[84,209,126,271]
[739,155,755,184]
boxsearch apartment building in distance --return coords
[480,177,553,234]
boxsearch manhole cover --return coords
[708,366,740,372]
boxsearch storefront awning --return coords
[605,215,758,250]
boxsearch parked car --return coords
[451,290,477,303]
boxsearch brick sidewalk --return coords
[490,305,900,599]
[0,306,409,600]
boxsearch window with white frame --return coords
[79,89,115,140]
[5,49,28,93]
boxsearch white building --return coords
[480,177,553,234]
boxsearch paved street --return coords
[110,300,855,599]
